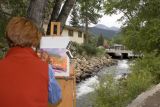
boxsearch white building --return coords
[43,24,85,44]
[112,44,125,50]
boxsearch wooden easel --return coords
[48,22,76,107]
[50,22,61,36]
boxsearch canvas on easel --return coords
[40,37,70,77]
[42,21,76,107]
[40,36,76,107]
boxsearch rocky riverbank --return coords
[72,54,117,83]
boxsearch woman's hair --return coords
[5,17,42,47]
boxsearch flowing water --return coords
[76,60,131,107]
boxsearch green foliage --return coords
[0,47,8,59]
[82,43,99,56]
[71,42,105,56]
[70,4,80,27]
[71,42,84,55]
[93,75,128,107]
[0,0,29,47]
[78,0,103,25]
[97,34,104,47]
[88,36,98,47]
[0,51,3,59]
[0,0,29,16]
[96,47,106,56]
[111,34,124,45]
[44,0,55,21]
[126,70,154,99]
[0,12,8,48]
[104,0,160,53]
[122,18,160,53]
[0,16,7,40]
[0,54,3,59]
[0,50,5,59]
[93,0,160,106]
[131,54,160,83]
[77,0,104,43]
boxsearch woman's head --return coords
[5,17,42,47]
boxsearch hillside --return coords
[89,24,120,39]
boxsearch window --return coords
[53,25,57,35]
[78,32,82,38]
[68,30,73,36]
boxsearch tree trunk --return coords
[57,0,75,26]
[85,16,89,43]
[27,0,48,29]
[46,0,64,35]
[46,0,75,35]
[84,1,89,43]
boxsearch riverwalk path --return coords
[127,83,160,107]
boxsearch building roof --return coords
[64,25,84,32]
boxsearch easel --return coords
[48,22,76,107]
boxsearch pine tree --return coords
[70,4,80,27]
[78,0,103,43]
[97,34,104,47]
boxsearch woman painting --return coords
[0,17,61,107]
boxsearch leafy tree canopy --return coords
[70,3,80,27]
[104,0,160,53]
[78,0,103,24]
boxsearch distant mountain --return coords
[89,24,120,39]
[94,24,110,30]
[110,26,120,31]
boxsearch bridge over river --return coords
[105,44,141,59]
[106,48,136,59]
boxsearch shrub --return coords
[93,75,128,107]
[96,47,106,56]
[82,43,98,56]
[71,42,106,56]
[126,71,154,100]
[131,53,160,83]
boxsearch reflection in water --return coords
[76,60,131,107]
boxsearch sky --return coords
[67,13,124,28]
[91,13,124,28]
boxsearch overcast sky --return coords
[67,13,123,28]
[91,13,124,28]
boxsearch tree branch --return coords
[0,9,12,16]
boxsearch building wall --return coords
[43,25,84,44]
[61,29,84,44]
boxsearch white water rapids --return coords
[76,60,131,107]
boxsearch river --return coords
[76,60,131,107]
